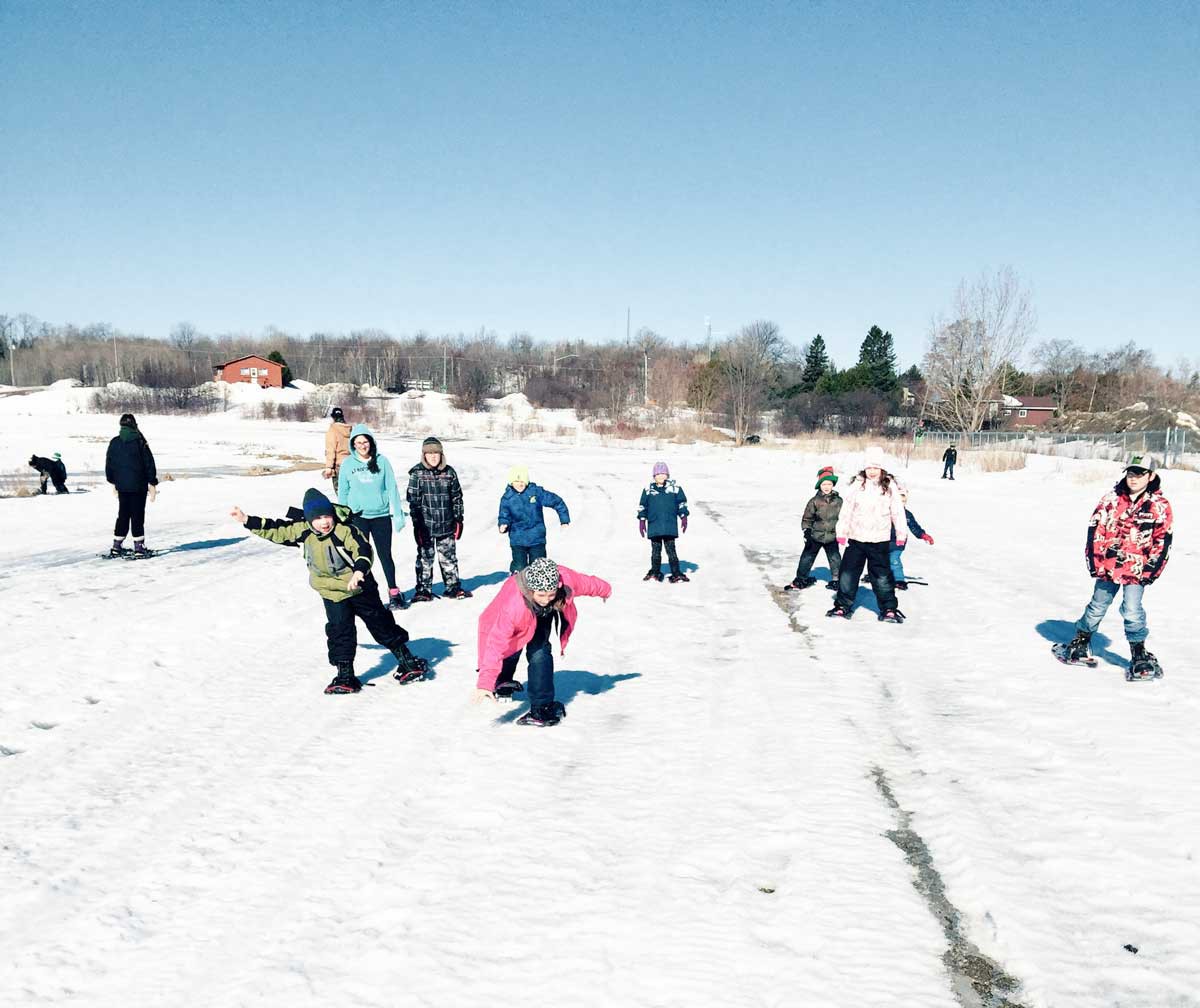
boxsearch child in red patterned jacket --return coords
[1060,455,1173,680]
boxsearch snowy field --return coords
[2,387,1199,1008]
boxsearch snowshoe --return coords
[324,664,362,694]
[784,577,817,591]
[106,544,130,559]
[494,679,524,699]
[895,581,908,591]
[411,588,436,603]
[517,701,566,727]
[826,605,851,619]
[443,586,473,599]
[1126,643,1163,682]
[391,645,429,684]
[387,591,409,610]
[668,572,690,583]
[643,570,664,582]
[878,609,906,623]
[1052,631,1097,668]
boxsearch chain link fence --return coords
[911,428,1196,469]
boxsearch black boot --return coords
[1127,641,1163,681]
[324,662,362,694]
[517,701,566,727]
[1066,630,1092,663]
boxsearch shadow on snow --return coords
[359,636,454,683]
[1035,619,1124,667]
[494,669,642,724]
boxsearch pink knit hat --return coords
[652,461,670,477]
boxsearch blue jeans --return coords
[509,542,547,573]
[889,545,907,582]
[500,637,555,706]
[1076,581,1147,643]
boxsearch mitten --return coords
[836,537,847,547]
[454,521,463,540]
[638,519,646,538]
[921,533,934,545]
[680,516,688,533]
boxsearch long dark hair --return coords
[855,468,894,495]
[354,431,380,474]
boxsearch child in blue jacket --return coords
[638,461,690,582]
[497,465,571,572]
[889,489,934,589]
[338,423,409,609]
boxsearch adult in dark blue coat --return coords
[637,461,690,582]
[497,465,570,572]
[105,413,159,556]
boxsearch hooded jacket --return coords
[337,423,406,530]
[324,421,353,470]
[243,502,373,602]
[1085,475,1173,585]
[835,474,907,545]
[407,445,463,539]
[637,479,689,538]
[497,482,570,547]
[475,565,612,691]
[105,426,158,493]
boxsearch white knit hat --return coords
[863,445,888,470]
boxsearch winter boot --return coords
[895,581,908,590]
[668,572,690,583]
[392,643,428,684]
[411,587,436,603]
[387,589,409,610]
[784,577,817,590]
[132,539,152,557]
[494,679,524,699]
[643,569,663,582]
[443,585,473,599]
[109,538,128,558]
[1065,631,1092,664]
[825,580,838,590]
[1126,641,1163,681]
[826,605,851,619]
[878,609,906,623]
[324,662,362,694]
[517,701,566,727]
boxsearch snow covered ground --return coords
[2,389,1199,1007]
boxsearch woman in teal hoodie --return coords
[338,423,409,609]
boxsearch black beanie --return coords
[119,413,138,429]
[302,488,335,523]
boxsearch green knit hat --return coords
[814,465,838,490]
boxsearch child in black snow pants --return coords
[230,488,428,694]
[638,461,690,582]
[785,465,842,590]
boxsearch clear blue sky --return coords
[2,0,1196,369]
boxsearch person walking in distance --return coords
[105,414,159,557]
[322,407,352,493]
[941,444,958,480]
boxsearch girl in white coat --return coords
[828,447,907,622]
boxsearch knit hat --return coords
[119,413,138,429]
[508,464,529,486]
[814,465,837,490]
[330,407,344,423]
[652,461,670,477]
[863,445,888,471]
[524,557,561,592]
[302,488,335,523]
[422,436,443,453]
[52,452,61,460]
[1125,454,1157,474]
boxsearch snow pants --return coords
[352,514,398,591]
[1076,580,1147,644]
[39,474,68,494]
[499,614,554,706]
[114,490,147,539]
[795,537,841,582]
[321,573,409,667]
[415,534,461,593]
[835,539,897,612]
[509,542,547,573]
[649,535,682,577]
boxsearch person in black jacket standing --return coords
[941,444,958,480]
[105,413,159,556]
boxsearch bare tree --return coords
[720,320,785,445]
[922,267,1037,431]
[1032,338,1085,409]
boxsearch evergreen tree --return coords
[267,349,293,385]
[857,325,898,397]
[800,334,831,392]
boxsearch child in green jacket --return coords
[230,488,427,694]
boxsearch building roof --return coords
[1013,396,1055,409]
[214,355,280,368]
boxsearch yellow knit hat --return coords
[508,465,529,486]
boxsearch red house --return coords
[997,395,1055,428]
[213,355,284,388]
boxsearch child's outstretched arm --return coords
[231,505,308,546]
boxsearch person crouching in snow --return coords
[497,464,570,572]
[474,557,611,727]
[230,488,428,695]
[889,489,934,590]
[785,465,842,590]
[1059,455,1172,680]
[828,447,907,623]
[638,461,690,582]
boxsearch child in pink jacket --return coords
[475,557,612,726]
[828,446,907,622]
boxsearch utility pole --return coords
[8,337,15,386]
[626,307,630,343]
[643,347,649,406]
[442,344,447,392]
[112,326,118,380]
